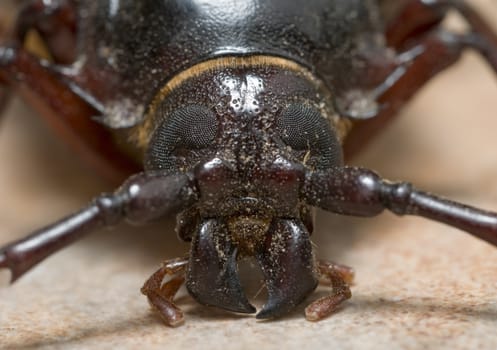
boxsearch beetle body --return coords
[1,0,497,325]
[38,0,385,317]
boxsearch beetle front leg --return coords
[386,0,497,72]
[141,257,188,327]
[305,260,353,322]
[11,0,78,64]
[303,167,497,247]
[0,43,140,180]
[344,29,466,156]
[0,172,198,283]
[345,0,497,157]
[0,0,77,114]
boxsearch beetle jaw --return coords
[185,216,318,319]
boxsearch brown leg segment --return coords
[0,0,140,182]
[0,46,140,181]
[1,0,77,114]
[344,0,497,158]
[384,0,447,49]
[0,85,10,115]
[317,260,355,286]
[14,0,78,64]
[344,30,463,157]
[386,0,497,71]
[305,260,353,321]
[141,257,189,327]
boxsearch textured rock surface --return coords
[1,1,497,349]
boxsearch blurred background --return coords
[0,1,496,349]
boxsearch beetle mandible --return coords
[0,0,497,326]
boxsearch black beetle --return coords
[0,0,497,326]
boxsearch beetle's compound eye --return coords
[146,105,218,171]
[277,104,342,169]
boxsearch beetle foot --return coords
[304,259,353,321]
[141,257,188,327]
[145,290,185,327]
[305,290,351,321]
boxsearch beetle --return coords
[0,0,497,327]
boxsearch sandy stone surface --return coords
[1,1,497,349]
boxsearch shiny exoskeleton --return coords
[1,0,497,326]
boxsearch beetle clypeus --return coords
[0,0,496,326]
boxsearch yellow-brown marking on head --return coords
[128,55,352,153]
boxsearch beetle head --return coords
[142,58,344,318]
